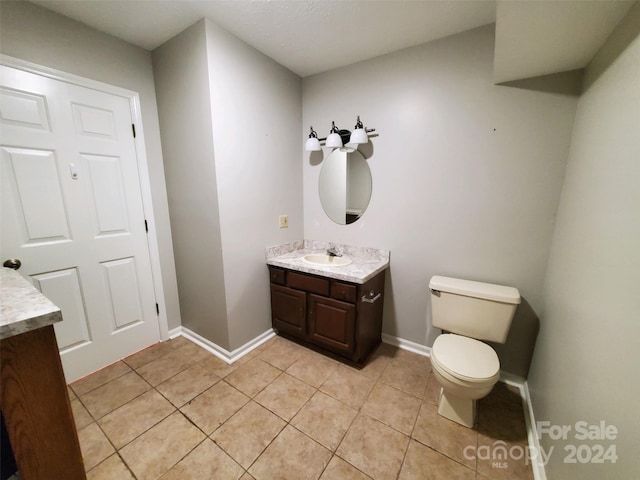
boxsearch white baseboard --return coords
[382,333,547,480]
[381,333,432,357]
[521,379,547,480]
[168,326,276,365]
[497,372,547,480]
[167,326,182,339]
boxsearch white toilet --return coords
[428,275,520,428]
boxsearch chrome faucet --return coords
[326,245,342,257]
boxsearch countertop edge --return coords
[0,310,63,340]
[266,258,390,284]
[265,240,390,284]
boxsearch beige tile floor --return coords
[68,335,534,480]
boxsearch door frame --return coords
[1,54,170,342]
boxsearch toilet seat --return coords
[431,334,500,383]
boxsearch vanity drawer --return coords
[269,267,286,285]
[330,280,357,303]
[287,271,329,296]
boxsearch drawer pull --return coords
[362,292,381,303]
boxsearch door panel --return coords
[101,257,144,330]
[0,86,50,130]
[85,154,130,235]
[2,147,71,244]
[31,268,91,351]
[71,103,116,139]
[0,64,160,382]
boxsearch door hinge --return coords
[155,303,159,315]
[144,219,149,233]
[132,123,136,138]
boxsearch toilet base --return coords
[437,388,476,428]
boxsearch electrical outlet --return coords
[279,215,288,228]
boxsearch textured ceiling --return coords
[30,0,633,81]
[31,0,497,77]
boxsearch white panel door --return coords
[0,65,160,381]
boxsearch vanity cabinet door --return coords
[271,285,307,336]
[308,294,356,354]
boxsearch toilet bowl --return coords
[430,333,500,427]
[428,275,520,428]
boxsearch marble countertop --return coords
[266,240,390,284]
[1,268,62,340]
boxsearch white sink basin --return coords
[301,254,352,267]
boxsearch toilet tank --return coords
[429,276,520,344]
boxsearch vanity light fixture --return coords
[304,116,377,152]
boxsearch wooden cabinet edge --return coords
[1,325,86,479]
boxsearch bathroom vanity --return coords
[266,241,389,366]
[0,268,85,479]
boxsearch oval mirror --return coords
[318,149,372,225]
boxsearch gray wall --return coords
[528,5,640,478]
[303,25,578,376]
[152,21,229,348]
[153,19,303,351]
[0,1,182,330]
[204,19,303,349]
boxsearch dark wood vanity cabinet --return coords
[271,284,307,336]
[268,266,385,365]
[308,295,355,354]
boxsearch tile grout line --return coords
[225,350,314,476]
[248,348,373,479]
[80,342,214,477]
[73,335,531,479]
[396,375,430,479]
[82,339,385,478]
[72,339,183,476]
[406,377,480,475]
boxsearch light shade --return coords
[305,137,321,151]
[350,128,368,144]
[350,115,368,144]
[325,120,343,148]
[305,126,322,151]
[325,132,343,148]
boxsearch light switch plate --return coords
[279,215,288,228]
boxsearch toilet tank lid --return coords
[429,276,521,304]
